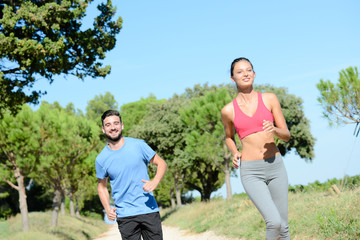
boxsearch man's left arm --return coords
[141,154,167,193]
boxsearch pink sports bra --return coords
[232,92,274,139]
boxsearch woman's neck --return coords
[236,89,257,105]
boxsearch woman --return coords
[221,57,291,240]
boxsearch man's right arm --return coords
[97,178,117,221]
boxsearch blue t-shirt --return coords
[95,137,159,218]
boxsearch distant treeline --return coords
[1,83,316,230]
[288,175,360,193]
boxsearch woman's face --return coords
[231,60,255,89]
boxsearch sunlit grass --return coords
[2,187,359,239]
[162,187,360,240]
[0,211,108,240]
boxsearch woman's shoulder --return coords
[260,92,278,102]
[221,100,235,115]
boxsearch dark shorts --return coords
[117,212,163,240]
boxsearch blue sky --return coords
[31,0,360,197]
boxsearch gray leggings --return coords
[240,155,290,240]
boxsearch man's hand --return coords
[142,154,167,193]
[106,207,117,221]
[141,179,159,193]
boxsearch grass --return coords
[161,187,360,240]
[0,212,108,240]
[1,185,359,240]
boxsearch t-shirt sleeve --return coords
[95,159,108,179]
[140,140,156,164]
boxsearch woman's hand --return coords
[232,152,242,169]
[263,120,275,133]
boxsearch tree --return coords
[0,0,122,117]
[0,105,41,231]
[180,87,233,201]
[86,91,119,122]
[120,94,165,135]
[69,151,99,217]
[35,102,100,227]
[66,125,100,217]
[129,95,189,207]
[316,66,360,132]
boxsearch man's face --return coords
[102,115,123,142]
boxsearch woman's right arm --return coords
[221,104,241,169]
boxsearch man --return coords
[96,110,167,240]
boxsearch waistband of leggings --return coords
[240,154,283,167]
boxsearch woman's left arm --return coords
[263,93,291,142]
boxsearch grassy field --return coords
[0,212,108,240]
[161,187,360,240]
[1,186,359,240]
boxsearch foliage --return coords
[180,86,233,201]
[317,66,360,128]
[0,101,102,227]
[81,191,106,219]
[183,82,222,99]
[86,91,119,123]
[289,175,360,193]
[129,95,189,207]
[0,0,122,117]
[0,105,42,230]
[0,182,15,219]
[120,94,165,135]
[0,105,41,181]
[35,102,101,225]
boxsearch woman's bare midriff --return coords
[240,131,280,161]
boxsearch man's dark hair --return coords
[101,110,122,126]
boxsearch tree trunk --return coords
[224,157,232,199]
[174,174,182,207]
[60,190,65,215]
[69,193,75,216]
[201,190,212,202]
[170,188,176,209]
[13,167,30,232]
[223,143,232,199]
[200,164,221,201]
[75,198,80,218]
[51,189,61,227]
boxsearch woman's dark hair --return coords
[230,57,254,76]
[101,110,122,126]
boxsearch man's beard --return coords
[105,131,122,142]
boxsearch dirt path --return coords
[93,224,241,240]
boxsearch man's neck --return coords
[108,137,125,150]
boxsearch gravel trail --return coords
[93,224,242,240]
